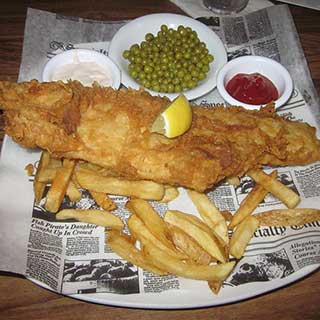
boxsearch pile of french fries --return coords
[29,151,320,295]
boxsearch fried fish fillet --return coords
[0,80,319,191]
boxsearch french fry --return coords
[56,209,124,229]
[66,180,82,202]
[226,176,240,186]
[25,163,34,176]
[255,208,320,226]
[167,224,211,265]
[45,159,76,213]
[71,172,81,188]
[164,210,226,263]
[127,214,187,259]
[34,151,51,204]
[37,158,62,183]
[173,211,213,234]
[107,230,167,275]
[229,171,277,229]
[247,169,300,208]
[221,210,233,222]
[188,190,229,246]
[76,162,120,178]
[208,280,223,295]
[48,158,62,168]
[77,161,104,172]
[37,167,59,183]
[126,199,172,247]
[90,190,117,211]
[76,169,165,200]
[230,216,259,259]
[160,186,179,203]
[144,242,235,281]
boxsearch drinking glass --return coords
[203,0,249,15]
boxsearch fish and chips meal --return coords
[1,79,320,295]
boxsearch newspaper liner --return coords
[0,5,319,307]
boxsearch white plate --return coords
[108,13,227,100]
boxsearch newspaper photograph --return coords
[0,3,319,307]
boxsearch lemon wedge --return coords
[151,94,192,138]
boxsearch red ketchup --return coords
[226,72,279,105]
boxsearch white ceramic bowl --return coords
[216,55,293,109]
[108,13,227,101]
[42,49,121,89]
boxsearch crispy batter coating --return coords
[0,80,319,191]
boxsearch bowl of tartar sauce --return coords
[42,49,121,89]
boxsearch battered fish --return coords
[0,80,319,191]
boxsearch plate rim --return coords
[27,264,319,309]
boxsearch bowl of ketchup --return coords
[216,55,293,109]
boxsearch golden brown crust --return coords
[0,80,319,191]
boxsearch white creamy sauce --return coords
[51,59,113,87]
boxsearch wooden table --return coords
[0,1,319,319]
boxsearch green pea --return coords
[152,84,160,92]
[198,72,206,80]
[207,54,214,62]
[135,56,142,64]
[152,45,159,52]
[191,56,198,64]
[187,79,197,89]
[140,41,149,49]
[184,74,192,82]
[161,56,169,64]
[122,50,130,59]
[175,84,182,92]
[160,84,168,92]
[157,69,164,77]
[173,78,180,85]
[177,70,185,78]
[128,55,136,63]
[183,52,191,60]
[196,61,203,69]
[139,72,146,80]
[130,70,138,79]
[130,44,139,51]
[163,70,170,79]
[191,69,199,78]
[128,64,135,72]
[140,50,148,58]
[145,33,154,42]
[167,84,174,93]
[144,65,154,74]
[202,65,210,73]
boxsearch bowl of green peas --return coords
[109,13,227,101]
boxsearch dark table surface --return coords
[0,1,319,319]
